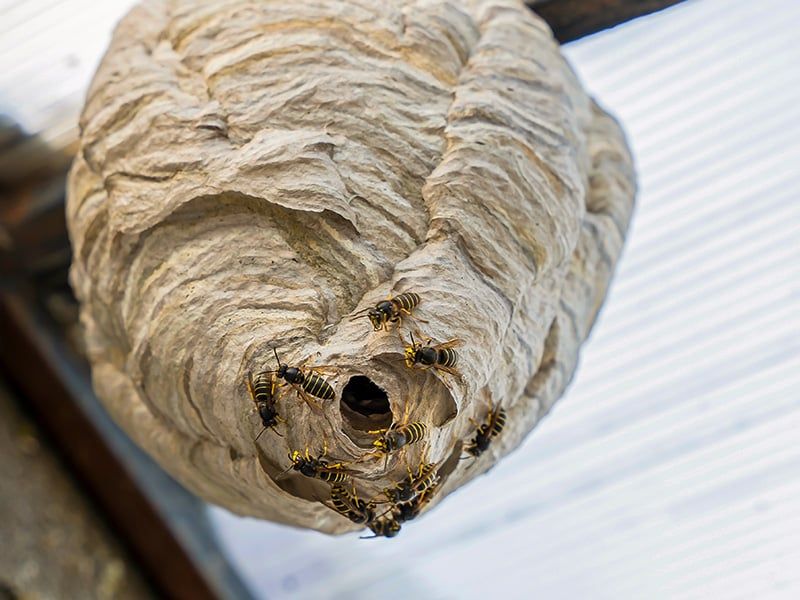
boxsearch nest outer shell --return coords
[67,0,636,534]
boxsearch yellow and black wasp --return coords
[327,483,376,525]
[269,347,335,409]
[361,513,402,539]
[465,401,507,458]
[383,460,439,504]
[366,402,428,469]
[351,291,422,332]
[246,370,284,441]
[394,478,440,524]
[285,446,353,484]
[402,332,461,375]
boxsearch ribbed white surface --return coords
[208,1,800,598]
[3,0,797,598]
[0,0,133,148]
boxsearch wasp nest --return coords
[67,0,635,534]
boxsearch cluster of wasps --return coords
[246,292,507,538]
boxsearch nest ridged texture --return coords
[67,0,635,533]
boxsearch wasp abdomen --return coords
[394,292,420,312]
[436,348,457,368]
[404,422,428,444]
[302,373,335,400]
[319,470,349,484]
[329,485,372,524]
[252,372,274,401]
[493,409,507,435]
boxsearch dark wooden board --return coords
[529,0,687,42]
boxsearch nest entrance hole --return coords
[340,375,392,431]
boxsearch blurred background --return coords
[1,0,798,599]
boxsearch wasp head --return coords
[367,309,384,331]
[403,345,417,368]
[385,430,407,452]
[370,518,401,538]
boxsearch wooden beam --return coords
[528,0,687,43]
[0,293,253,600]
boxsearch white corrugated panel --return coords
[0,0,134,149]
[207,1,800,599]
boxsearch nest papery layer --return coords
[67,0,635,533]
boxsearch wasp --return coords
[246,371,284,440]
[361,513,402,539]
[366,402,427,468]
[384,461,439,504]
[368,421,428,468]
[269,347,335,409]
[351,291,422,331]
[327,484,376,525]
[465,401,507,458]
[285,445,352,484]
[394,478,440,524]
[402,332,461,374]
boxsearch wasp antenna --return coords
[350,307,371,319]
[272,347,282,368]
[359,534,379,540]
[246,372,255,395]
[401,399,410,424]
[254,427,267,442]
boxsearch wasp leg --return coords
[358,449,384,462]
[246,372,256,401]
[405,456,415,480]
[399,303,427,323]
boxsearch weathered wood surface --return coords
[528,0,687,42]
[67,0,635,533]
[0,381,152,600]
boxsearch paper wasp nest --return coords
[67,0,635,534]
